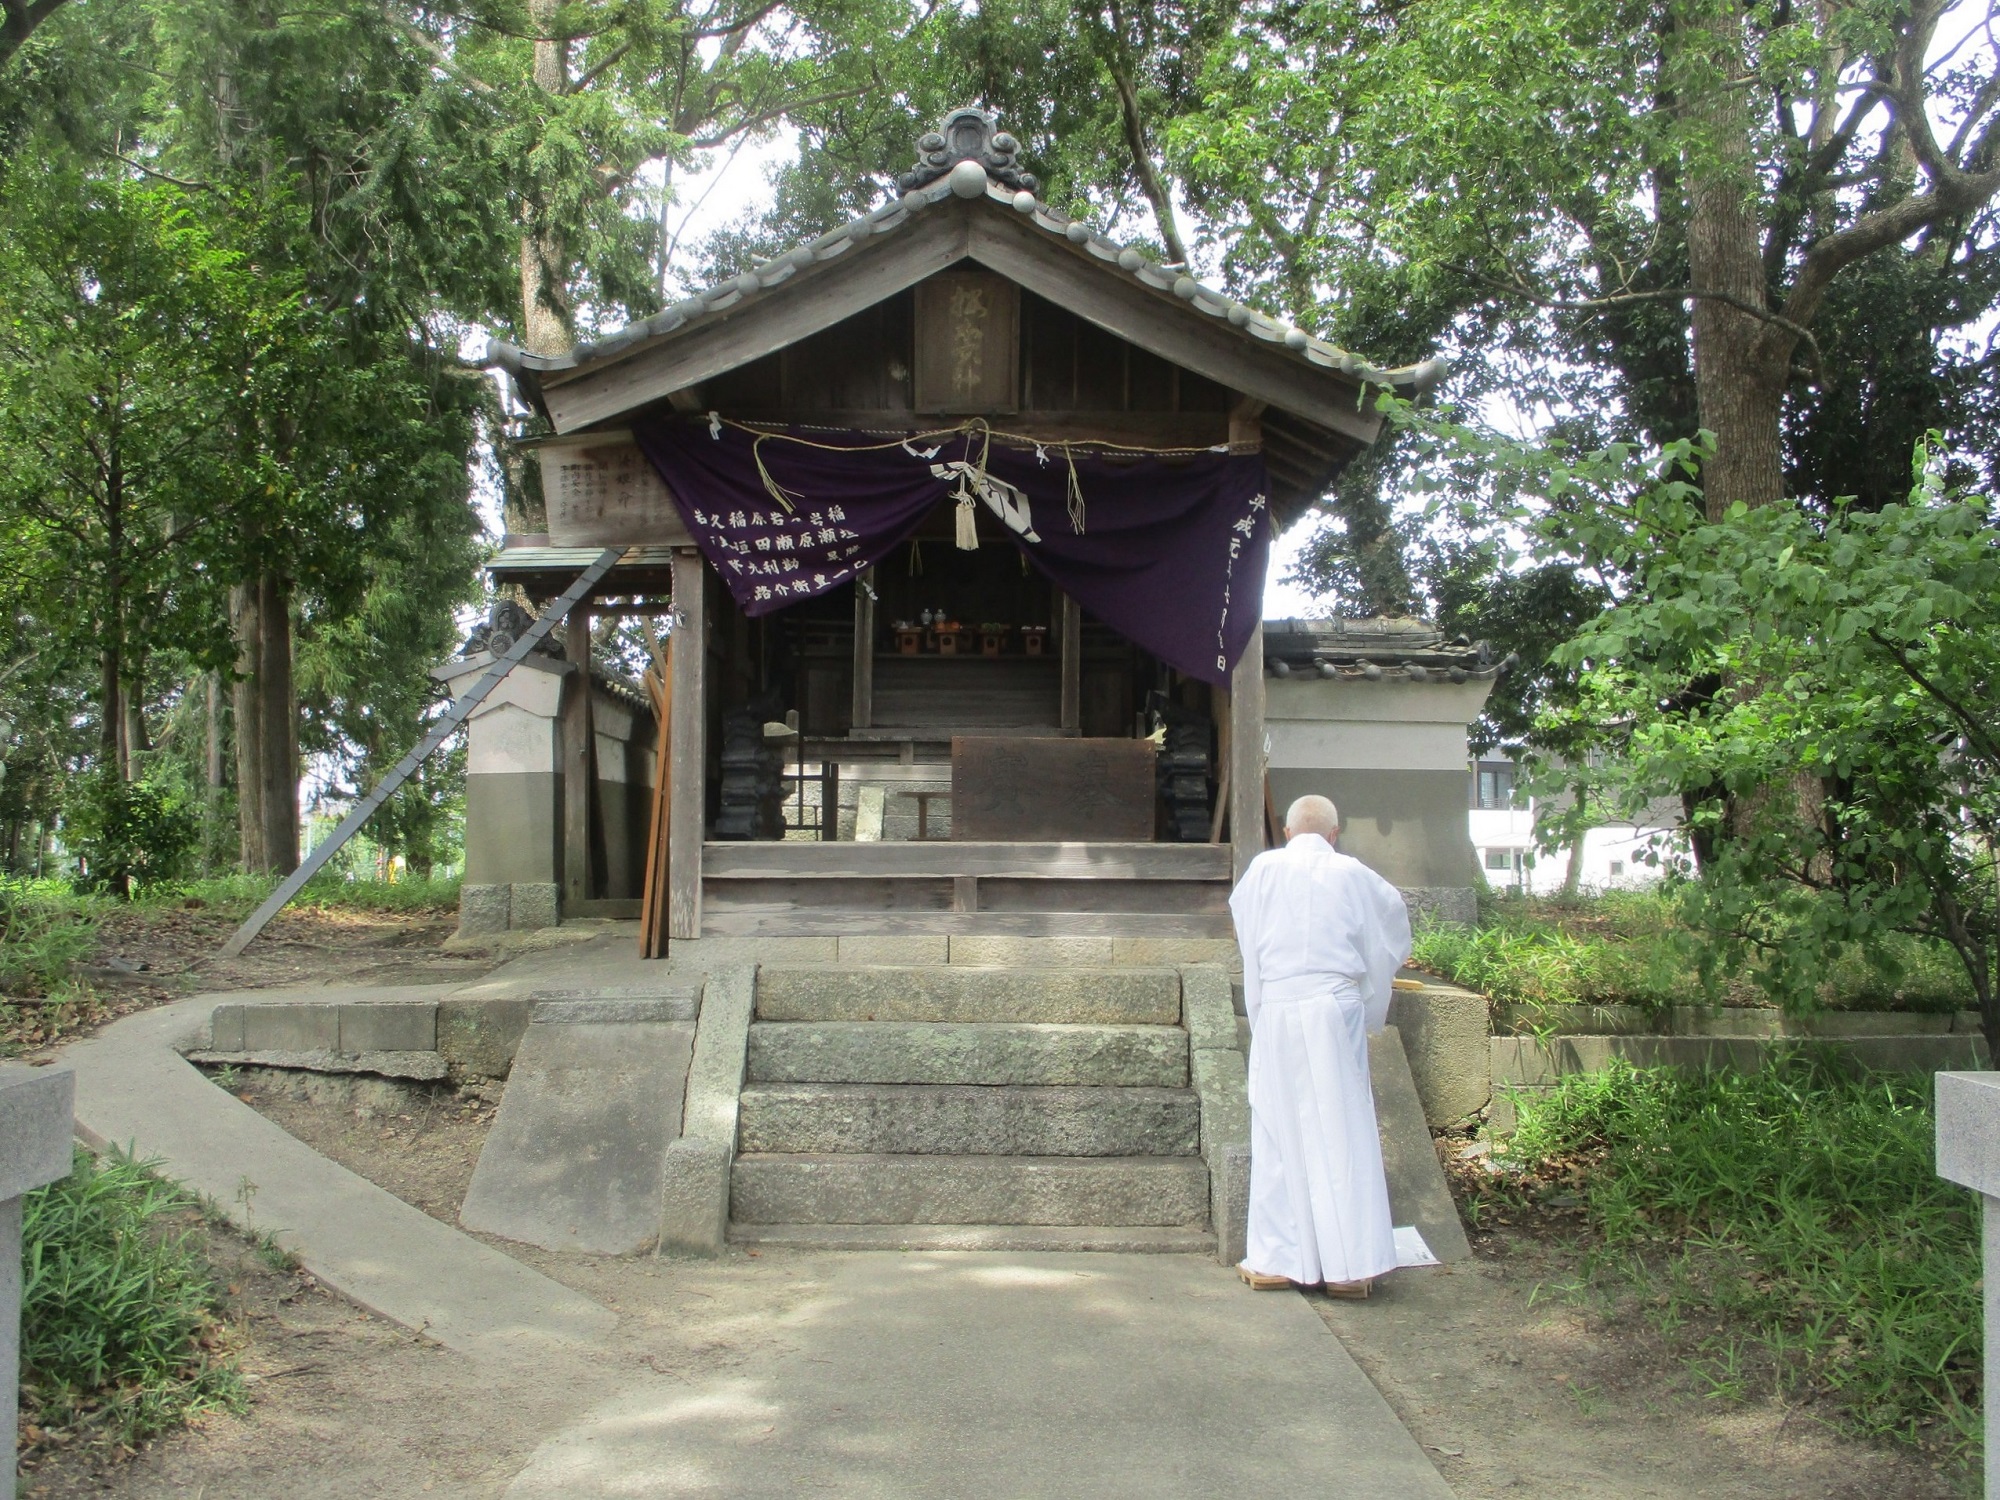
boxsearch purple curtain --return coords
[634,418,1271,685]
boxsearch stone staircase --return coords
[728,964,1216,1252]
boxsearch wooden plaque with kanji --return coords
[913,272,1020,415]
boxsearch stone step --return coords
[737,1083,1201,1158]
[754,965,1181,1025]
[730,1153,1212,1227]
[745,1021,1189,1087]
[727,1223,1217,1254]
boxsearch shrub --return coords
[20,1149,243,1444]
[64,773,199,897]
[1413,890,1974,1021]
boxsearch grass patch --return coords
[1482,1057,1979,1458]
[142,870,463,918]
[1412,889,1973,1022]
[20,1149,244,1450]
[0,879,98,1000]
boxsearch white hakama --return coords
[1229,832,1412,1286]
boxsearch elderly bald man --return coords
[1227,794,1412,1296]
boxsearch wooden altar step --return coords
[700,840,1234,938]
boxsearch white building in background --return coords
[1467,757,1678,895]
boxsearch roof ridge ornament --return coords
[898,106,1038,195]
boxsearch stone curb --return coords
[62,990,616,1361]
[1180,965,1250,1267]
[659,965,753,1257]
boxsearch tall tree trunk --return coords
[99,646,124,780]
[231,581,266,871]
[204,670,225,874]
[519,0,573,361]
[122,652,149,780]
[1676,0,1787,517]
[1559,822,1590,899]
[231,573,299,874]
[257,574,299,873]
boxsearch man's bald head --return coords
[1284,795,1340,841]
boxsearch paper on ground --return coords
[1393,1225,1439,1268]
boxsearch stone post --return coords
[0,1066,75,1500]
[1936,1071,2000,1499]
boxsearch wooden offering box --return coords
[894,626,924,655]
[1020,626,1048,657]
[953,737,1158,841]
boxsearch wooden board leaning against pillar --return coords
[639,647,673,958]
[562,605,594,910]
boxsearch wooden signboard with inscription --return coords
[914,272,1020,415]
[951,736,1156,842]
[533,431,693,547]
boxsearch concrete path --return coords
[503,1251,1453,1499]
[63,989,616,1363]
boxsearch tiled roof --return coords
[1263,617,1508,681]
[487,112,1443,401]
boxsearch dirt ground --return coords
[1314,1234,1964,1500]
[20,913,1975,1499]
[203,1067,503,1227]
[8,902,502,1058]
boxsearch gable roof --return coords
[486,111,1443,516]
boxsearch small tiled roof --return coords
[1263,617,1504,681]
[487,108,1443,408]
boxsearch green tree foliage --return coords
[1402,389,2000,1051]
[1171,0,1999,619]
[1550,441,2000,1051]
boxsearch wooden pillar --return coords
[1228,619,1266,883]
[562,603,593,909]
[667,548,707,939]
[1059,592,1082,736]
[851,567,875,730]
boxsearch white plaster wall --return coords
[1268,719,1471,773]
[469,702,562,778]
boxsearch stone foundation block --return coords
[948,936,1115,967]
[1114,938,1240,968]
[737,1083,1200,1158]
[837,936,949,965]
[437,997,533,1080]
[240,1005,339,1053]
[336,1002,437,1054]
[456,883,510,938]
[754,966,1181,1026]
[208,1004,247,1052]
[509,882,560,930]
[1387,984,1492,1125]
[658,1137,733,1257]
[745,1021,1188,1088]
[729,1153,1211,1227]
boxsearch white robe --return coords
[1228,832,1412,1285]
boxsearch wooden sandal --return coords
[1321,1279,1372,1300]
[1238,1266,1293,1290]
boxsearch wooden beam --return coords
[667,548,707,939]
[1229,397,1266,450]
[543,212,973,432]
[1059,592,1082,736]
[1229,619,1267,884]
[713,409,1230,449]
[851,566,875,730]
[562,605,594,910]
[966,212,1381,447]
[702,840,1232,879]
